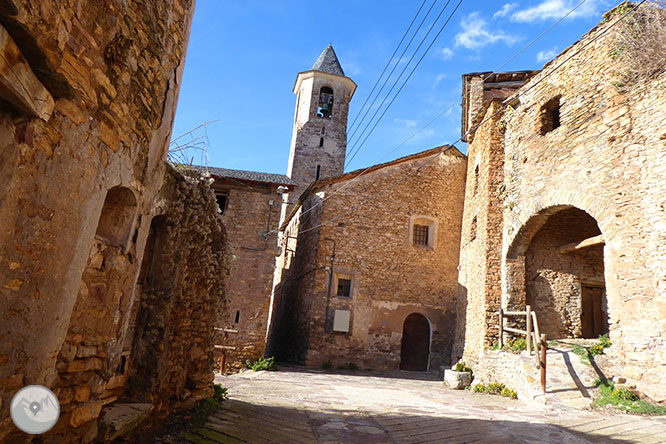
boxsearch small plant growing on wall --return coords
[604,1,666,90]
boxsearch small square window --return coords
[413,224,429,246]
[337,278,351,297]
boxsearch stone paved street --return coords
[172,367,666,443]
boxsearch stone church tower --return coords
[284,45,357,208]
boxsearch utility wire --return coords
[346,0,430,135]
[276,0,593,229]
[289,0,645,238]
[346,0,458,165]
[345,0,463,168]
[347,0,440,141]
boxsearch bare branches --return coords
[168,120,218,170]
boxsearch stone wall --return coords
[500,14,666,402]
[126,166,230,420]
[453,99,506,365]
[0,0,198,440]
[213,180,282,372]
[269,147,467,371]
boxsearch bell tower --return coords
[284,45,356,206]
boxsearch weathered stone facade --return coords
[207,169,295,372]
[455,8,666,402]
[268,147,467,371]
[0,1,231,441]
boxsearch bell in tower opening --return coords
[318,86,334,119]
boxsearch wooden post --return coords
[498,308,504,349]
[540,334,547,393]
[220,352,226,374]
[526,305,532,355]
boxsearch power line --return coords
[282,0,593,228]
[345,0,463,168]
[288,0,645,238]
[346,0,430,135]
[347,0,441,141]
[353,0,592,168]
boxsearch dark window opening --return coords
[540,96,561,135]
[413,224,429,246]
[316,165,321,180]
[317,86,334,119]
[116,354,127,375]
[319,137,324,147]
[473,165,479,195]
[470,216,477,241]
[216,192,228,214]
[337,278,351,297]
[321,126,326,135]
[234,310,240,324]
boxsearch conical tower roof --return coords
[312,45,345,77]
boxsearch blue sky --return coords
[172,0,616,174]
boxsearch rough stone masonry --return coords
[0,1,230,442]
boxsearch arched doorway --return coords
[508,206,608,339]
[400,313,430,371]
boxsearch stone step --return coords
[98,402,154,441]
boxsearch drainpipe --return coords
[321,238,336,333]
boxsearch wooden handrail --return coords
[504,326,528,335]
[497,306,547,393]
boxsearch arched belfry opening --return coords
[317,86,334,119]
[509,206,608,340]
[400,313,430,371]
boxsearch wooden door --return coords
[400,313,430,371]
[581,286,605,338]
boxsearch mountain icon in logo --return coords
[10,385,60,434]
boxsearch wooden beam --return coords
[0,24,54,121]
[558,234,605,254]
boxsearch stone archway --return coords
[506,206,608,339]
[400,313,430,371]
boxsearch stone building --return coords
[205,167,295,372]
[453,6,666,402]
[0,1,230,442]
[267,146,467,371]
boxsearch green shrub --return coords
[321,360,333,369]
[246,356,276,372]
[213,384,228,403]
[472,382,517,399]
[507,338,527,352]
[454,362,472,373]
[595,379,666,415]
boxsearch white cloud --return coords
[432,73,447,89]
[511,0,610,23]
[493,3,518,19]
[439,47,454,60]
[454,12,520,50]
[536,47,559,62]
[393,118,419,128]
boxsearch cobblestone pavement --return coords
[176,366,666,443]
